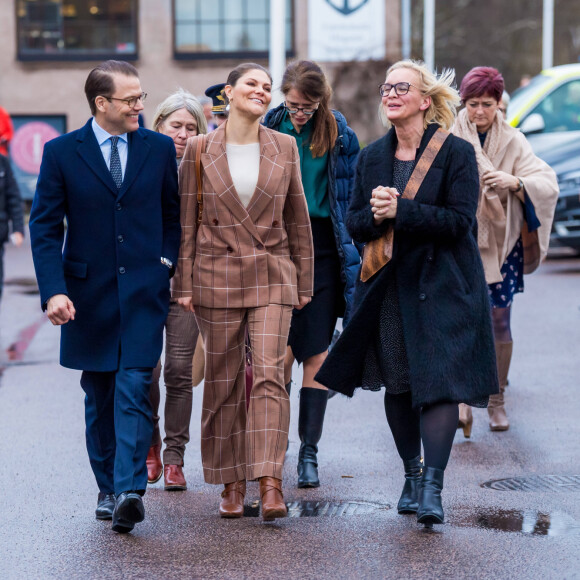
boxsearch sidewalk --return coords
[0,228,48,359]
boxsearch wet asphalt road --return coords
[1,236,579,579]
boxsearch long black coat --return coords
[315,124,499,408]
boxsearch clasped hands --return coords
[371,186,399,224]
[482,170,520,192]
[177,295,312,313]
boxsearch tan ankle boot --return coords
[259,477,287,521]
[488,390,509,430]
[488,341,512,431]
[457,404,473,438]
[219,480,246,518]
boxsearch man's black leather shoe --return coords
[111,492,145,533]
[95,492,116,520]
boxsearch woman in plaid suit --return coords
[173,63,314,521]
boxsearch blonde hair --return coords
[379,60,460,131]
[152,88,208,135]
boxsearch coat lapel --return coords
[202,123,264,244]
[246,125,283,223]
[376,130,396,188]
[76,119,118,195]
[380,124,440,193]
[118,129,151,200]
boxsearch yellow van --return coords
[507,63,580,155]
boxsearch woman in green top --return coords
[264,60,360,488]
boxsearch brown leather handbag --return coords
[360,128,450,282]
[195,135,206,226]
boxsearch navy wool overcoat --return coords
[315,124,499,408]
[30,119,181,371]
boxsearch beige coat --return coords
[172,123,314,307]
[453,109,559,284]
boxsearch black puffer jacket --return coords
[0,154,24,244]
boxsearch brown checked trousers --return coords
[196,304,292,484]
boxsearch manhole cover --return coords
[5,277,38,287]
[482,475,580,492]
[243,500,389,517]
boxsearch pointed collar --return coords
[91,117,128,146]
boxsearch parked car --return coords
[540,139,580,253]
[507,64,580,157]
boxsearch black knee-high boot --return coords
[397,456,423,514]
[285,382,292,452]
[297,387,328,488]
[417,466,445,526]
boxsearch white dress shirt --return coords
[91,117,128,180]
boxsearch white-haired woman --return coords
[316,60,498,527]
[146,89,208,491]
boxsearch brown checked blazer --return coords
[172,123,314,309]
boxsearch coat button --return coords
[116,203,122,211]
[419,293,426,301]
[272,220,279,227]
[119,267,126,274]
[213,219,219,225]
[117,235,124,243]
[256,243,264,250]
[227,246,233,253]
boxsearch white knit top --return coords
[226,143,260,208]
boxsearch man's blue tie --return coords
[109,136,123,189]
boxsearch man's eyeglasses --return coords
[105,92,147,108]
[284,103,319,116]
[378,82,416,97]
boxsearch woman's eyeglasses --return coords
[284,103,319,116]
[378,82,416,97]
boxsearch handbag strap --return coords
[195,135,206,227]
[399,128,450,202]
[360,128,450,282]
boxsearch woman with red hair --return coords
[453,67,558,435]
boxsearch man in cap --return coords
[205,83,229,127]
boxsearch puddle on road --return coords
[4,277,38,288]
[4,277,39,296]
[452,508,580,537]
[243,500,389,518]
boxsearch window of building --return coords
[16,0,138,61]
[174,0,293,59]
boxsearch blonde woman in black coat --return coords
[316,60,498,528]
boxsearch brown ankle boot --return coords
[164,464,187,490]
[488,341,512,431]
[146,444,163,484]
[259,477,287,521]
[488,391,509,430]
[219,481,246,518]
[457,404,473,438]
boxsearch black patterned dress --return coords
[362,158,414,394]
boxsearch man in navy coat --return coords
[29,60,181,533]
